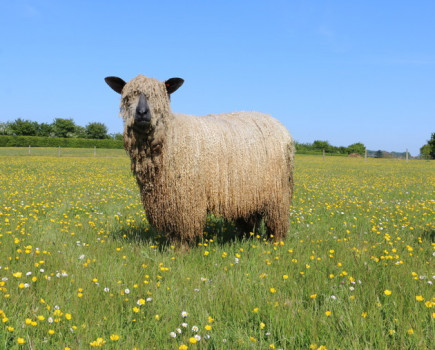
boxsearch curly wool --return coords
[120,75,295,243]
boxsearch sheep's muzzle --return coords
[133,93,151,131]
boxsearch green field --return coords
[0,150,434,349]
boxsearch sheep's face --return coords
[121,92,153,133]
[105,75,184,135]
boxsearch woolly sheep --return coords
[105,74,294,243]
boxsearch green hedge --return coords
[295,149,347,157]
[0,135,123,149]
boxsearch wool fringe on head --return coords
[119,74,295,243]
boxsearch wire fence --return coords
[0,147,127,157]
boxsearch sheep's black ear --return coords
[165,78,184,94]
[105,76,126,94]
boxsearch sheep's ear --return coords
[165,78,184,94]
[105,76,126,94]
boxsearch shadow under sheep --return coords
[111,215,268,249]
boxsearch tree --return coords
[420,144,431,159]
[52,118,77,138]
[74,126,87,138]
[0,122,12,135]
[9,118,39,136]
[419,133,435,159]
[312,140,332,153]
[337,146,348,154]
[36,123,53,137]
[428,132,435,159]
[85,122,108,139]
[375,150,383,158]
[347,142,366,156]
[110,133,123,141]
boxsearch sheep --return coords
[105,74,295,243]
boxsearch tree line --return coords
[0,118,122,140]
[2,118,434,159]
[295,140,366,156]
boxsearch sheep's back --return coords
[163,111,293,217]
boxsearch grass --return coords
[0,151,433,349]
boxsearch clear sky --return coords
[1,0,434,156]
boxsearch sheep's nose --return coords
[135,93,151,122]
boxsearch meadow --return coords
[0,149,433,349]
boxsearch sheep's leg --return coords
[174,211,207,245]
[265,206,289,241]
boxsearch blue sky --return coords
[1,1,434,156]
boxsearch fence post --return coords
[323,149,325,160]
[58,146,61,157]
[406,149,409,162]
[364,149,367,161]
[94,146,96,157]
[28,145,31,155]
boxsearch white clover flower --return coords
[181,311,188,318]
[26,272,32,276]
[61,272,68,277]
[104,287,110,292]
[181,322,188,328]
[204,334,210,339]
[124,288,130,294]
[192,326,199,332]
[176,328,182,334]
[146,298,152,302]
[23,283,30,288]
[2,277,8,281]
[194,288,200,292]
[349,286,355,291]
[39,269,45,273]
[169,332,176,338]
[194,334,201,341]
[330,295,337,300]
[48,317,54,323]
[78,255,85,260]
